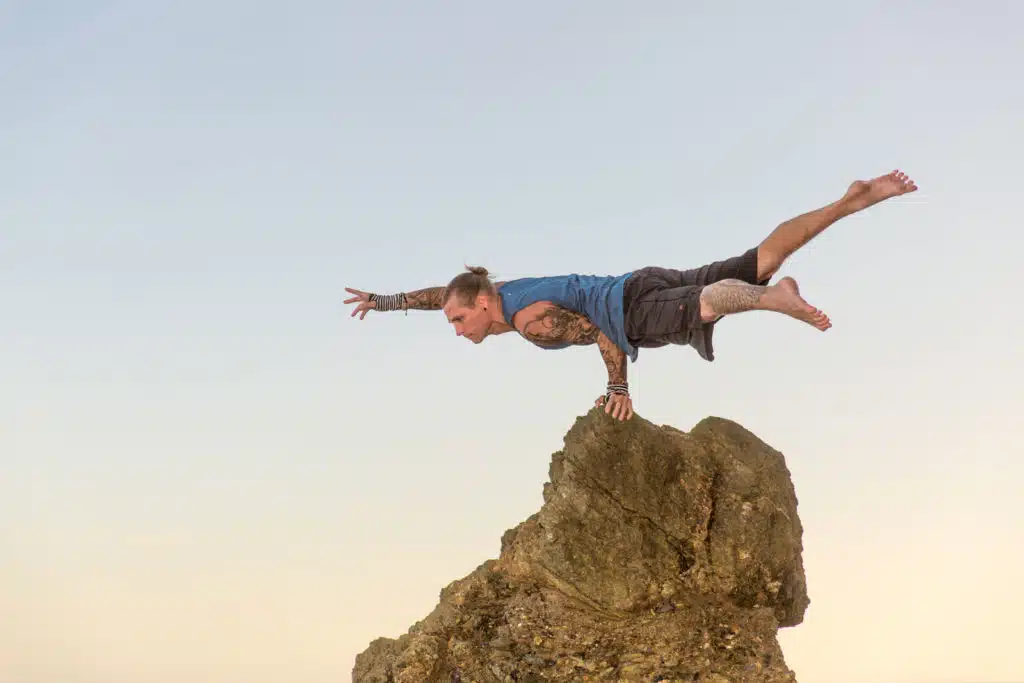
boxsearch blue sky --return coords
[2,2,1022,682]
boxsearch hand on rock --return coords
[596,393,633,421]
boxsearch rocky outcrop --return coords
[353,409,809,682]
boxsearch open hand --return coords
[344,288,376,320]
[596,393,633,421]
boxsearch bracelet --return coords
[369,292,407,313]
[606,382,629,400]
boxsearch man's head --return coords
[442,266,498,343]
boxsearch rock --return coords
[352,408,808,682]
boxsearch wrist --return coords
[369,292,407,312]
[606,381,628,398]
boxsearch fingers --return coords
[602,395,615,418]
[344,288,369,305]
[595,395,633,420]
[350,303,372,319]
[601,395,633,421]
[344,292,368,303]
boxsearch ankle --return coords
[832,197,860,218]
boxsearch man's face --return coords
[443,294,492,343]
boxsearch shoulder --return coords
[511,299,557,331]
[493,277,533,296]
[496,274,575,289]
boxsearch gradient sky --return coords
[3,2,1022,682]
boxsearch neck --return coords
[486,292,514,334]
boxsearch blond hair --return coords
[443,265,496,307]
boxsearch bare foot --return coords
[762,277,831,331]
[842,169,918,213]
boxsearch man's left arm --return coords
[520,305,634,420]
[596,332,633,421]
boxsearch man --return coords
[344,169,917,421]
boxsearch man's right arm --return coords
[403,287,447,310]
[343,286,446,319]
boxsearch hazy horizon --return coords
[3,2,1022,682]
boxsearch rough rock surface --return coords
[353,409,809,682]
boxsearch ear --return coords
[476,294,490,310]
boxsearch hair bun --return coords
[444,265,496,306]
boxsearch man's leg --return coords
[755,169,918,281]
[699,276,831,331]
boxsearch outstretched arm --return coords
[403,287,447,310]
[520,305,633,420]
[344,286,446,319]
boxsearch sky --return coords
[2,1,1022,682]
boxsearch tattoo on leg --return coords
[701,279,767,317]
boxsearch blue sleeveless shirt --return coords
[498,273,638,362]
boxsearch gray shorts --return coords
[622,246,768,362]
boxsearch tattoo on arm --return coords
[521,306,601,348]
[597,332,627,384]
[518,305,627,383]
[403,287,447,310]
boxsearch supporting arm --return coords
[494,302,636,420]
[597,332,633,421]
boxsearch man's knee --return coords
[755,245,783,283]
[698,287,724,323]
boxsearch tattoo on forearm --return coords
[700,279,766,316]
[404,287,447,310]
[521,306,601,348]
[597,333,627,384]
